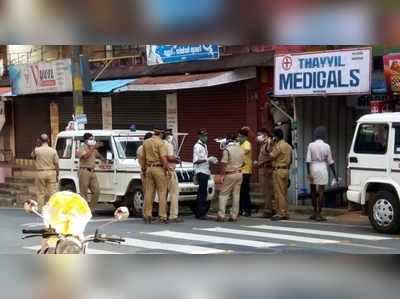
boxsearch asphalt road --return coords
[2,207,400,254]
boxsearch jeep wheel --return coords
[128,189,144,217]
[369,191,400,234]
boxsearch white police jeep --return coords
[347,113,400,233]
[55,130,215,216]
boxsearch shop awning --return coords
[90,79,135,93]
[115,67,256,92]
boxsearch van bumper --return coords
[347,189,362,204]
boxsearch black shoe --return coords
[143,217,153,224]
[197,215,208,220]
[242,212,252,217]
[228,217,238,222]
[169,217,184,223]
[271,215,289,221]
[159,218,168,224]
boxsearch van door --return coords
[389,123,400,183]
[348,123,390,188]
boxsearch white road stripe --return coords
[198,227,340,244]
[24,246,121,254]
[147,230,283,248]
[122,237,227,254]
[244,225,392,241]
[279,220,371,229]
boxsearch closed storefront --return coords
[14,96,51,159]
[296,97,357,191]
[112,92,166,130]
[178,82,249,162]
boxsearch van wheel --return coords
[369,191,400,234]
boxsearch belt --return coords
[80,167,95,172]
[225,170,242,175]
[259,164,273,169]
[36,169,56,171]
[147,163,163,168]
[273,166,289,170]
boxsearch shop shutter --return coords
[178,82,248,162]
[112,92,166,130]
[53,94,102,131]
[14,96,51,159]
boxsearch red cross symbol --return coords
[282,56,293,71]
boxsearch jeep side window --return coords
[354,124,389,154]
[56,138,73,159]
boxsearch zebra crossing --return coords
[23,220,398,254]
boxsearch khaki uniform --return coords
[164,140,179,220]
[218,143,245,220]
[78,143,100,210]
[270,140,292,218]
[137,145,146,193]
[31,144,59,208]
[142,136,168,220]
[258,139,276,215]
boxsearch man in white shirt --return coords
[193,128,218,219]
[306,126,338,221]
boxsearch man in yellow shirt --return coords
[238,128,253,217]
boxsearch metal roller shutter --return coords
[112,92,166,130]
[52,94,102,131]
[178,82,248,162]
[14,96,51,159]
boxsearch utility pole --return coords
[72,46,84,128]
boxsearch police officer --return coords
[31,134,59,208]
[255,128,276,218]
[270,128,293,221]
[137,132,153,194]
[78,133,101,214]
[217,134,245,222]
[142,128,169,224]
[163,129,184,223]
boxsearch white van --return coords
[55,130,215,216]
[347,113,400,233]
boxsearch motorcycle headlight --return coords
[55,237,83,254]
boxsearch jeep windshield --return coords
[114,136,142,159]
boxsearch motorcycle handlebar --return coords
[22,229,48,234]
[94,234,125,243]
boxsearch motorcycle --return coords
[22,191,129,254]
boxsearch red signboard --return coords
[384,53,400,94]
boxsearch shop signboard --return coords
[146,45,219,66]
[383,53,400,94]
[274,48,372,96]
[9,59,73,96]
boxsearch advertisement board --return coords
[9,59,73,96]
[274,48,372,96]
[146,45,219,66]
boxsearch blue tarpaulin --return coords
[90,79,135,93]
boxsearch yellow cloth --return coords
[240,140,252,174]
[42,191,92,237]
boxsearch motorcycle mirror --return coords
[114,207,130,221]
[24,200,39,214]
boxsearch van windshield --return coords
[114,137,142,159]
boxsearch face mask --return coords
[200,136,208,143]
[166,135,173,143]
[257,135,266,143]
[237,136,246,145]
[87,139,96,146]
